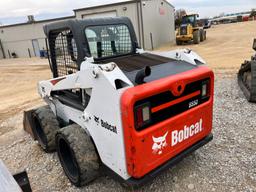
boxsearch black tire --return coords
[56,124,100,187]
[176,39,182,45]
[200,30,204,42]
[193,30,200,44]
[32,106,60,153]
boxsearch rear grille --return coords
[134,78,210,131]
[180,26,187,35]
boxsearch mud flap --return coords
[23,110,36,139]
[238,60,256,102]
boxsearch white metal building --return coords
[0,16,75,59]
[0,0,175,59]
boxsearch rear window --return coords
[85,24,133,59]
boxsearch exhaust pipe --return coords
[135,66,151,85]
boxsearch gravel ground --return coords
[0,73,256,192]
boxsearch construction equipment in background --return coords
[238,39,256,102]
[198,19,212,29]
[203,19,212,29]
[176,14,206,45]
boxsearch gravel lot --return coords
[0,74,256,192]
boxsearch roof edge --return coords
[0,15,76,29]
[164,0,175,8]
[74,0,139,12]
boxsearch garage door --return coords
[82,11,117,19]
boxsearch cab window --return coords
[85,24,133,59]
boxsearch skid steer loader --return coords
[238,39,256,102]
[23,17,214,188]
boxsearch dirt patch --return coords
[0,58,50,124]
[157,21,256,71]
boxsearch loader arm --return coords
[38,62,132,99]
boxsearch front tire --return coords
[176,39,182,45]
[56,124,100,187]
[32,106,60,152]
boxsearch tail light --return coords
[202,80,210,99]
[134,103,151,130]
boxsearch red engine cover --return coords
[121,66,214,178]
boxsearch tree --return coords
[175,9,186,20]
[250,8,256,17]
[175,9,187,28]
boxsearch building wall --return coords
[75,1,175,50]
[141,0,175,50]
[75,2,143,47]
[0,17,73,59]
[0,23,46,58]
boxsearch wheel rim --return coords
[33,115,47,149]
[57,137,79,183]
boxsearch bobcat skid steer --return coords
[238,39,256,102]
[23,17,214,188]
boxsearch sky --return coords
[0,0,256,25]
[172,0,256,18]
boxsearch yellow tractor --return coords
[176,14,206,45]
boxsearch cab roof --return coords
[43,17,136,38]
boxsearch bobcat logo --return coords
[94,116,99,124]
[152,132,168,155]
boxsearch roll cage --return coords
[43,17,139,78]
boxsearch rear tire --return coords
[200,30,204,42]
[32,106,60,152]
[56,124,100,187]
[193,31,200,44]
